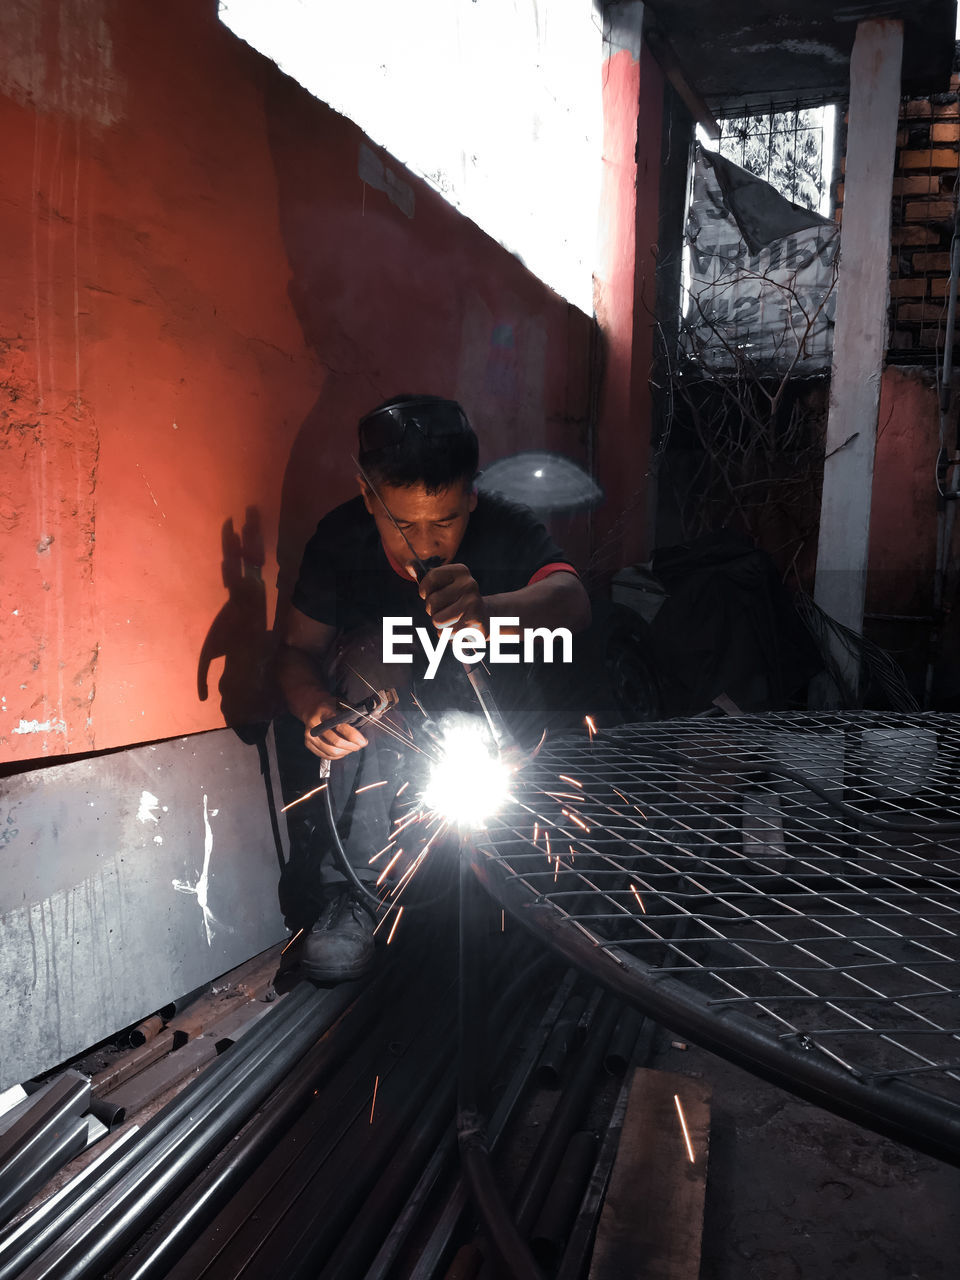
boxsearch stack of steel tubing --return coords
[0,1074,92,1231]
[0,977,364,1280]
[2,889,652,1278]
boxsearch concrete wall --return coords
[0,0,597,766]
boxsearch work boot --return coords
[301,888,376,982]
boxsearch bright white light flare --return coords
[422,716,513,828]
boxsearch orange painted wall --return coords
[0,0,594,763]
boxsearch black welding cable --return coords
[606,736,960,834]
[322,775,384,913]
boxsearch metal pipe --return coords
[0,983,326,1280]
[457,855,544,1280]
[318,1069,458,1279]
[13,984,360,1280]
[128,1017,164,1048]
[603,1006,645,1075]
[535,994,586,1088]
[529,1131,599,1268]
[0,1117,88,1232]
[554,1081,631,1280]
[513,995,620,1237]
[163,948,456,1279]
[364,955,567,1280]
[111,960,407,1280]
[241,1013,456,1279]
[405,970,578,1280]
[0,1073,90,1229]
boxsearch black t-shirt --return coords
[291,491,571,632]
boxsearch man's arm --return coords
[276,607,368,759]
[420,565,591,636]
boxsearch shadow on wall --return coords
[197,507,274,738]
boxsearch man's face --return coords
[359,477,477,576]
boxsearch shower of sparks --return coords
[386,905,404,944]
[674,1094,695,1163]
[370,1075,380,1123]
[376,847,404,886]
[630,883,647,914]
[585,715,598,740]
[368,838,397,865]
[281,927,304,955]
[355,780,389,794]
[280,782,327,814]
[562,807,590,833]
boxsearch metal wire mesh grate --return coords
[473,712,960,1161]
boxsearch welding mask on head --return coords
[358,396,472,455]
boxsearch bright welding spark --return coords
[674,1093,695,1163]
[281,927,304,955]
[280,782,327,814]
[585,715,597,740]
[558,774,583,789]
[397,780,410,796]
[355,780,389,794]
[501,909,505,933]
[368,838,397,865]
[554,854,560,882]
[562,807,590,833]
[420,714,513,828]
[386,906,404,945]
[370,1074,380,1123]
[533,822,540,844]
[630,883,647,914]
[376,847,404,886]
[568,843,576,864]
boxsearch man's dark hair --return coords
[357,394,479,492]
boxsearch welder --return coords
[275,394,591,982]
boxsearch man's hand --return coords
[302,697,368,760]
[419,563,490,635]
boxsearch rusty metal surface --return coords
[0,728,288,1090]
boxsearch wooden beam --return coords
[812,19,904,703]
[589,1069,711,1280]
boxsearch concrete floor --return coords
[649,1034,960,1279]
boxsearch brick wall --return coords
[886,54,959,360]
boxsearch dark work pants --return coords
[275,628,409,928]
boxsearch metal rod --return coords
[0,1073,91,1229]
[112,966,401,1280]
[457,854,545,1280]
[406,969,578,1280]
[529,1131,599,1268]
[1,984,346,1280]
